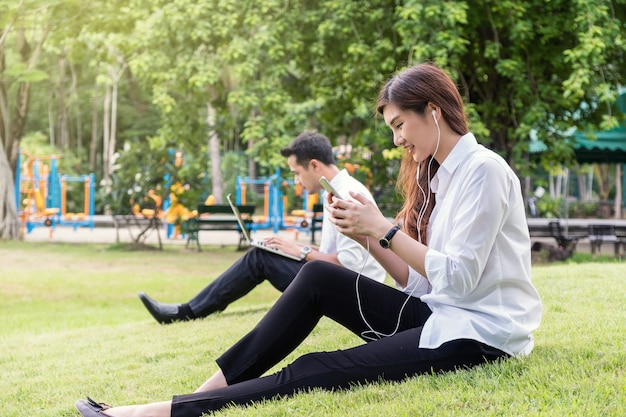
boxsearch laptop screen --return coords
[226,194,252,240]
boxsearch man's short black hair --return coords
[280,131,335,167]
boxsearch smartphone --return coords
[319,176,343,200]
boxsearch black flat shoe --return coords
[138,291,183,324]
[75,397,113,417]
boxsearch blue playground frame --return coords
[15,151,95,234]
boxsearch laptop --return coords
[227,194,302,261]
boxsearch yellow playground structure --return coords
[16,150,95,237]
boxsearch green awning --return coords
[529,91,626,164]
[571,126,626,163]
[528,128,626,163]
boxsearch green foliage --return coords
[220,151,249,198]
[124,0,625,194]
[535,196,564,219]
[4,0,626,220]
[568,200,600,218]
[394,0,626,175]
[2,63,49,83]
[20,132,81,176]
[103,137,208,215]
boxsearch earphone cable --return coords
[356,111,441,340]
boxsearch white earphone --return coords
[357,106,441,341]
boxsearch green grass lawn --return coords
[1,241,625,417]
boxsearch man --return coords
[138,131,386,324]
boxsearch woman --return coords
[75,63,542,417]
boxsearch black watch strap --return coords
[379,225,401,249]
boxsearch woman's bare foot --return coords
[194,369,228,393]
[75,398,171,417]
[101,401,172,417]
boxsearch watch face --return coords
[379,225,399,249]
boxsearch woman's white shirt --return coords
[403,133,542,356]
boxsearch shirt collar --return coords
[320,169,349,199]
[331,169,350,185]
[440,132,478,175]
[431,132,478,194]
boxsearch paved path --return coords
[22,216,312,246]
[21,215,625,256]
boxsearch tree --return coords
[1,0,53,239]
[0,143,18,239]
[393,0,625,177]
[126,0,228,203]
[97,0,626,214]
[70,0,143,210]
[280,0,402,204]
[4,0,625,242]
[127,0,314,202]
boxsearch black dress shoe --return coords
[75,397,113,416]
[138,292,184,324]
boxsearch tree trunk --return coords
[247,136,256,179]
[89,80,99,171]
[8,82,30,170]
[577,172,586,201]
[57,51,68,149]
[0,11,50,240]
[0,143,19,239]
[101,62,127,203]
[207,102,223,203]
[108,73,119,179]
[614,164,622,219]
[102,82,111,192]
[593,163,612,201]
[69,56,80,151]
[7,25,50,171]
[48,100,55,146]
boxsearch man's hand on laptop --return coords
[263,236,302,258]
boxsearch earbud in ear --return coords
[431,109,437,119]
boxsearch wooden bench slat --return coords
[588,224,626,255]
[185,204,255,251]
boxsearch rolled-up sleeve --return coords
[397,265,431,297]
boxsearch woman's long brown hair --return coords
[377,64,468,244]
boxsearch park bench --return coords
[588,224,626,256]
[113,213,164,249]
[547,221,584,252]
[309,203,324,244]
[527,220,586,253]
[184,204,255,251]
[113,192,166,249]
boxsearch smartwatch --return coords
[379,225,400,249]
[300,246,312,260]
